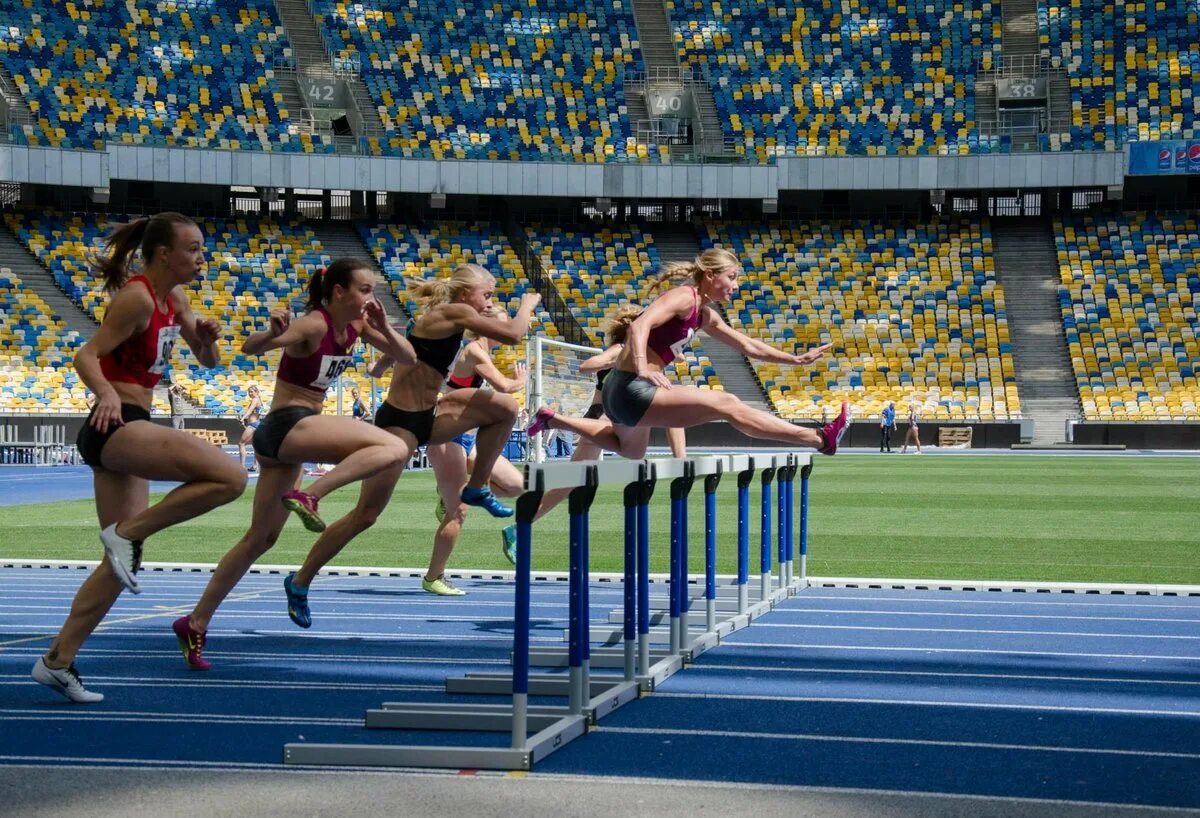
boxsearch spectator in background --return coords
[167,382,187,430]
[350,387,370,421]
[880,401,896,453]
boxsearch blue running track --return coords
[0,567,1197,808]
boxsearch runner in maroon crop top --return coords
[522,305,687,539]
[33,212,248,704]
[174,258,418,670]
[527,247,852,460]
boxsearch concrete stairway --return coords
[0,226,96,336]
[312,221,406,324]
[992,219,1080,444]
[1000,0,1039,58]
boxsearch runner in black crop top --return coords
[285,272,541,611]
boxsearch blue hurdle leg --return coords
[669,492,682,656]
[637,497,650,675]
[568,508,584,714]
[704,485,717,633]
[623,501,636,681]
[760,476,772,602]
[736,471,751,613]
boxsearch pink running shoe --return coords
[282,490,326,532]
[819,401,852,455]
[526,407,556,436]
[172,616,211,671]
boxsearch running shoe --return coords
[818,401,852,456]
[501,525,517,566]
[421,575,466,596]
[460,485,514,518]
[171,616,211,671]
[31,657,104,703]
[284,572,312,629]
[282,490,326,532]
[525,407,555,436]
[100,522,142,594]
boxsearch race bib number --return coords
[311,354,353,390]
[148,325,182,374]
[669,328,696,358]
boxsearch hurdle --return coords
[283,451,813,771]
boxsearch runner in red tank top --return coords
[33,213,248,704]
[175,258,418,669]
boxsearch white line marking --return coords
[0,647,509,664]
[766,608,1200,624]
[723,641,1200,662]
[687,664,1200,687]
[595,726,1200,760]
[744,622,1200,640]
[0,708,362,726]
[1,674,441,692]
[652,691,1200,719]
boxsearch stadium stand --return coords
[1040,0,1200,150]
[309,0,646,161]
[704,218,1020,421]
[669,0,1004,158]
[0,0,320,152]
[1056,211,1200,420]
[0,265,90,413]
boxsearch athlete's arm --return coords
[242,310,323,356]
[579,344,622,373]
[358,300,417,365]
[473,349,527,394]
[700,306,832,366]
[170,288,221,368]
[625,286,694,389]
[434,293,540,345]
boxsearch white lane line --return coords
[0,647,509,664]
[722,641,1200,662]
[765,608,1200,624]
[0,587,280,649]
[0,674,441,691]
[686,664,1200,687]
[594,726,1200,760]
[0,709,361,727]
[652,691,1200,719]
[744,623,1200,640]
[0,611,568,625]
[787,593,1200,610]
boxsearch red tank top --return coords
[276,307,359,395]
[99,275,181,389]
[646,287,702,365]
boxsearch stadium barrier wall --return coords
[0,143,1127,197]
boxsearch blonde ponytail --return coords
[603,304,644,346]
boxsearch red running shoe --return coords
[282,490,326,532]
[172,616,211,671]
[525,407,556,436]
[819,401,852,455]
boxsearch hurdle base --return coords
[637,653,685,691]
[447,672,627,700]
[283,714,588,771]
[525,645,672,668]
[366,707,563,733]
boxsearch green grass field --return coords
[1,455,1196,584]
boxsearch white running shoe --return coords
[100,522,142,594]
[32,656,104,703]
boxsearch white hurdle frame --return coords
[282,452,813,771]
[526,335,603,463]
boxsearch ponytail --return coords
[304,257,370,312]
[91,212,198,293]
[603,304,643,346]
[647,247,741,295]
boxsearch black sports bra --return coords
[407,327,465,377]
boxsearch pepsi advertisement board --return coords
[1129,140,1200,175]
